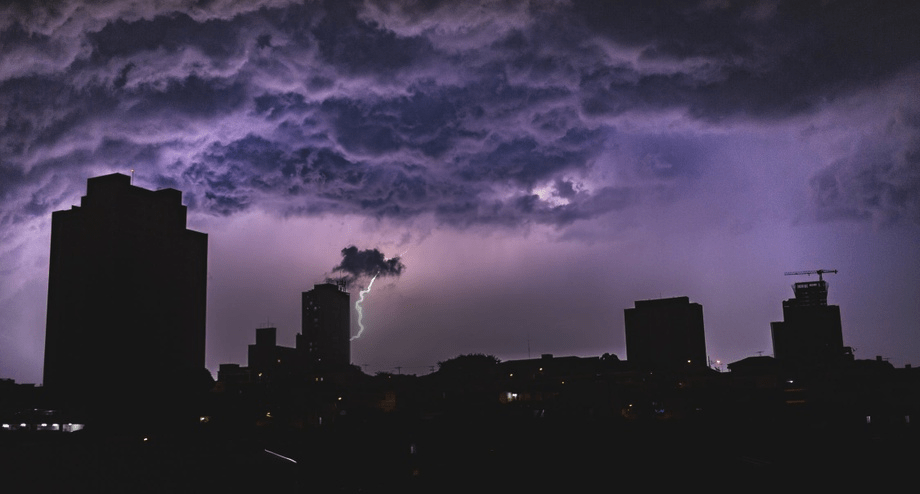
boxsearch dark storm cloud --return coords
[191,132,634,228]
[2,0,918,232]
[0,75,120,158]
[313,1,436,76]
[327,245,405,285]
[180,158,254,216]
[86,12,245,62]
[573,0,920,121]
[254,92,311,120]
[626,132,709,180]
[810,108,920,225]
[182,135,438,218]
[126,75,248,118]
[0,134,165,229]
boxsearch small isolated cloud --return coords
[326,245,406,286]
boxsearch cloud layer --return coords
[3,0,917,231]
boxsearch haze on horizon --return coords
[1,0,918,384]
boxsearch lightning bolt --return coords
[352,273,378,341]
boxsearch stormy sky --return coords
[2,0,919,383]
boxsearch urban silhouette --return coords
[1,174,917,492]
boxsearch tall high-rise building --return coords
[298,282,351,371]
[771,278,846,367]
[624,296,707,371]
[43,173,208,411]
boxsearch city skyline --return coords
[1,1,919,383]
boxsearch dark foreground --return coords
[2,417,916,493]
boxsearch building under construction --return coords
[771,270,849,369]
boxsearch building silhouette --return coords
[624,296,707,371]
[299,282,351,371]
[42,173,208,419]
[248,326,300,379]
[771,275,847,369]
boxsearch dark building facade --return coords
[299,283,351,370]
[248,326,300,379]
[624,296,707,371]
[771,279,846,367]
[43,173,208,412]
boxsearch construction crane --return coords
[784,269,838,282]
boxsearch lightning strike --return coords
[352,273,378,341]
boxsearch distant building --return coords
[299,283,351,371]
[771,278,847,368]
[624,296,707,371]
[216,363,251,385]
[43,173,208,417]
[248,326,300,379]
